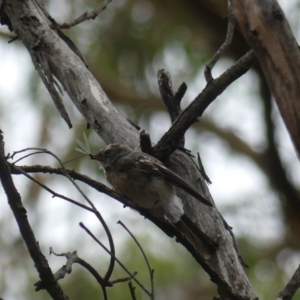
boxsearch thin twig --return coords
[76,258,108,300]
[8,35,18,43]
[204,0,234,82]
[277,265,300,300]
[10,165,96,213]
[118,221,154,299]
[11,163,178,238]
[80,222,152,297]
[10,163,137,209]
[59,0,113,29]
[9,148,116,282]
[110,272,138,285]
[77,257,110,286]
[34,0,87,66]
[48,248,109,300]
[128,282,137,300]
[197,152,212,184]
[127,118,141,131]
[0,133,67,299]
[11,151,45,164]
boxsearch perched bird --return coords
[90,144,216,250]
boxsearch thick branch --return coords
[232,0,300,157]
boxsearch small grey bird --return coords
[90,144,216,249]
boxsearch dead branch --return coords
[0,132,68,299]
[232,0,300,157]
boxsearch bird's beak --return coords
[89,150,104,161]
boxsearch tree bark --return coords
[0,0,257,298]
[232,0,300,157]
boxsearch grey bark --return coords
[232,0,300,157]
[1,0,257,299]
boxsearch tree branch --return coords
[59,0,113,29]
[277,265,300,300]
[0,132,68,299]
[232,0,300,157]
[1,1,258,298]
[154,50,256,160]
[204,0,235,82]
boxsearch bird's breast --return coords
[106,171,171,210]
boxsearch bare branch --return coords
[1,1,259,297]
[110,272,138,285]
[80,222,152,298]
[9,148,116,282]
[157,69,186,123]
[128,282,137,300]
[118,221,155,299]
[10,162,254,299]
[232,0,300,156]
[0,132,67,299]
[157,69,186,148]
[59,0,113,29]
[204,0,235,82]
[10,163,142,212]
[277,265,300,300]
[48,248,109,300]
[154,50,256,160]
[49,249,78,282]
[10,164,96,213]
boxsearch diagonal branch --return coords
[118,221,154,298]
[59,0,113,29]
[0,132,68,299]
[154,50,256,160]
[232,0,300,157]
[9,147,117,283]
[277,264,300,300]
[80,222,152,298]
[1,1,258,298]
[204,0,235,82]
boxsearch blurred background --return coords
[1,0,300,299]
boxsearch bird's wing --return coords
[120,152,213,207]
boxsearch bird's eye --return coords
[105,149,111,155]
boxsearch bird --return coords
[90,143,217,250]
